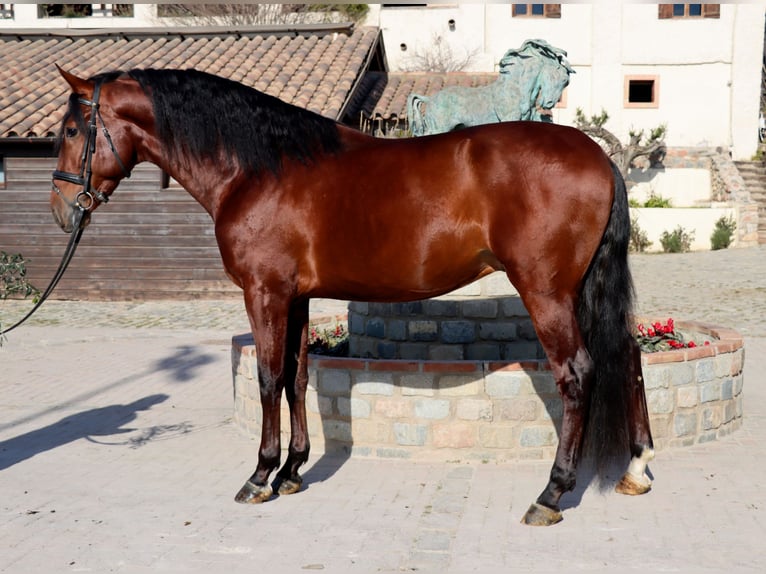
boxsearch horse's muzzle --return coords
[51,204,90,233]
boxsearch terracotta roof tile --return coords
[346,71,496,125]
[0,25,381,138]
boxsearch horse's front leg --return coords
[274,298,311,496]
[235,287,292,504]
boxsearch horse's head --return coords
[498,39,574,114]
[51,67,137,232]
[535,56,572,110]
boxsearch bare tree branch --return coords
[399,33,480,73]
[574,108,666,177]
[156,4,368,26]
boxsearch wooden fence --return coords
[0,157,239,300]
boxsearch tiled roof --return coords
[345,70,496,124]
[0,24,381,138]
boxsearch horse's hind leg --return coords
[519,293,594,526]
[616,338,655,495]
[274,298,311,496]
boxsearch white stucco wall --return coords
[2,3,764,159]
[628,169,713,207]
[377,3,765,160]
[631,207,738,252]
[378,4,491,72]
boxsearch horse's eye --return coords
[65,127,78,138]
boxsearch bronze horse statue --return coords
[50,67,653,526]
[407,39,573,136]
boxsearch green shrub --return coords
[710,214,736,250]
[1,251,40,342]
[660,226,694,253]
[629,215,652,253]
[1,251,40,301]
[642,193,672,208]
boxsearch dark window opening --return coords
[628,80,655,104]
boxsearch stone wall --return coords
[347,273,542,361]
[231,320,744,461]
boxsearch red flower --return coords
[647,328,656,337]
[687,341,696,348]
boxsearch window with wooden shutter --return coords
[512,4,562,18]
[658,4,720,19]
[625,76,660,108]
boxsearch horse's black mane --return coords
[66,68,342,177]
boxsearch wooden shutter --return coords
[658,4,674,19]
[703,4,720,18]
[544,4,561,18]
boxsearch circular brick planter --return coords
[231,320,744,461]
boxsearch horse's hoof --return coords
[234,481,273,504]
[276,476,303,496]
[520,502,563,526]
[615,473,652,496]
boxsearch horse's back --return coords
[218,121,615,302]
[317,122,613,299]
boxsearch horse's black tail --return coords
[578,161,634,473]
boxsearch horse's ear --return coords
[56,65,93,96]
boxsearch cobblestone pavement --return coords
[1,246,765,573]
[2,245,765,336]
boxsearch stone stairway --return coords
[734,159,766,244]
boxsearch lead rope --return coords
[0,208,86,336]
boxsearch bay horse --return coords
[50,67,654,526]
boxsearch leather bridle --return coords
[52,79,131,211]
[1,80,131,336]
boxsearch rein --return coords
[1,79,130,335]
[0,209,86,335]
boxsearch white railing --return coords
[91,4,114,18]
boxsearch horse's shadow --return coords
[0,394,169,470]
[1,343,218,471]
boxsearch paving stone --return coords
[1,249,765,573]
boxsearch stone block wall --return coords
[347,274,544,361]
[231,320,744,461]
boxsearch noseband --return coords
[52,79,131,211]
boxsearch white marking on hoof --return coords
[616,447,655,494]
[626,447,655,484]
